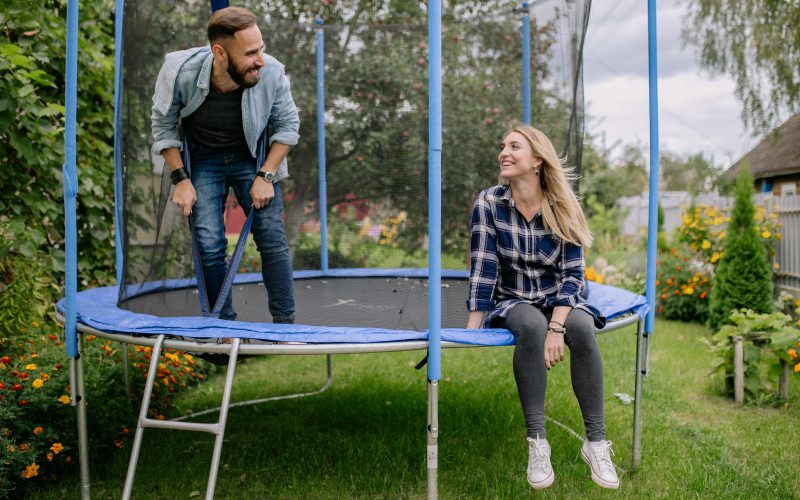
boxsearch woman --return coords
[466,124,619,490]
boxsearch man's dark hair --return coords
[207,6,257,44]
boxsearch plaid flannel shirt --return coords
[467,185,604,328]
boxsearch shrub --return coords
[706,308,800,405]
[677,202,781,268]
[655,246,712,323]
[708,165,773,331]
[0,322,215,497]
[0,0,118,340]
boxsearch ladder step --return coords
[140,418,221,434]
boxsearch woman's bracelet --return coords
[547,326,566,335]
[549,320,565,328]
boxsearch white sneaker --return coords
[526,435,555,489]
[580,440,620,489]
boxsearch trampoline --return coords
[60,1,660,499]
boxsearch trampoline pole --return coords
[71,337,91,499]
[427,380,439,499]
[316,18,329,273]
[427,0,442,498]
[521,2,531,125]
[632,320,645,470]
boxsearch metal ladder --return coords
[122,335,241,500]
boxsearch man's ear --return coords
[211,43,226,62]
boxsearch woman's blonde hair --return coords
[499,124,593,247]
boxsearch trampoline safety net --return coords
[118,0,590,328]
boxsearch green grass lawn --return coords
[28,319,799,498]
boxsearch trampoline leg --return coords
[71,336,91,500]
[122,343,131,397]
[205,338,241,500]
[123,334,167,500]
[427,379,438,500]
[632,322,646,470]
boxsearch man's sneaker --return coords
[580,440,620,489]
[526,435,555,489]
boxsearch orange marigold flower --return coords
[0,356,11,364]
[114,439,124,449]
[58,395,71,405]
[50,442,63,454]
[33,427,44,436]
[795,363,800,373]
[660,293,667,299]
[47,452,54,462]
[32,379,44,389]
[700,291,707,299]
[19,443,29,452]
[22,463,39,479]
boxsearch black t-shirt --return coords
[182,86,248,150]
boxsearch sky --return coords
[582,0,754,167]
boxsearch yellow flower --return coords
[682,286,694,295]
[701,240,711,250]
[58,395,71,405]
[761,230,771,239]
[795,363,800,373]
[788,349,798,360]
[25,364,37,370]
[33,427,43,436]
[31,321,40,328]
[710,252,720,264]
[50,442,63,454]
[22,463,39,479]
[6,445,16,453]
[32,379,44,389]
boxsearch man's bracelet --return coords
[547,326,566,335]
[170,168,190,185]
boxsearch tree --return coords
[683,0,800,133]
[708,164,773,331]
[659,150,721,193]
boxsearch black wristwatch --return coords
[255,170,275,183]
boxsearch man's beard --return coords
[227,58,259,88]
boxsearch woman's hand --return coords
[466,311,487,329]
[544,329,565,369]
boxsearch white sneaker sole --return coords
[527,470,555,490]
[580,448,620,490]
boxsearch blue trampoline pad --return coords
[56,269,648,346]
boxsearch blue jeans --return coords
[189,142,295,323]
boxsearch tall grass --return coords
[28,319,799,498]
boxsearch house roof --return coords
[728,114,800,180]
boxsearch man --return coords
[151,6,299,323]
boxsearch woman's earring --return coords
[534,168,540,177]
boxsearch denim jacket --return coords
[151,46,300,182]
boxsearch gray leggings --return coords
[502,303,606,441]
